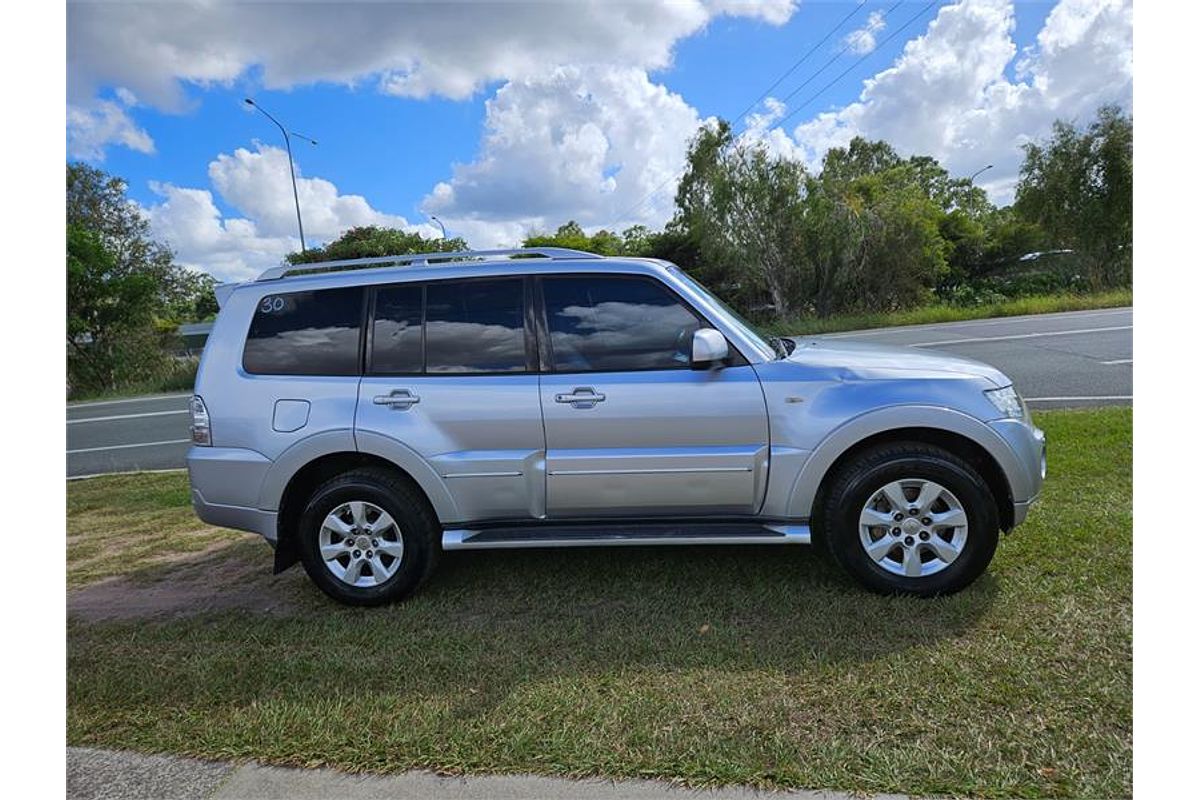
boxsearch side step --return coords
[442,522,810,550]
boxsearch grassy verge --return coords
[67,408,1131,798]
[761,289,1131,337]
[67,472,242,588]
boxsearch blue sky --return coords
[67,1,1129,281]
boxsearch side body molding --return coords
[781,405,1025,520]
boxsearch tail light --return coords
[190,395,212,446]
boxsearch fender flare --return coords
[354,430,461,522]
[254,429,460,524]
[784,405,1024,519]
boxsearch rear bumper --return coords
[191,488,278,544]
[187,446,276,542]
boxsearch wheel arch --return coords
[271,450,447,574]
[789,406,1018,534]
[264,429,460,575]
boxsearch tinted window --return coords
[543,276,702,372]
[243,287,362,376]
[371,284,423,373]
[425,279,526,373]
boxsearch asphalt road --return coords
[66,306,1131,477]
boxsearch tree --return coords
[67,163,213,323]
[67,225,165,392]
[287,225,470,264]
[674,121,809,316]
[66,163,215,395]
[1015,105,1132,289]
[523,220,625,255]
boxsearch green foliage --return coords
[66,164,212,396]
[522,220,630,256]
[286,225,469,264]
[532,105,1128,323]
[1015,104,1132,290]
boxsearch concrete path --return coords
[67,747,909,800]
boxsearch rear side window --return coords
[424,278,526,373]
[243,287,363,376]
[371,284,424,373]
[542,276,702,372]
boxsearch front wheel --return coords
[297,468,439,605]
[819,442,999,597]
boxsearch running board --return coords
[442,522,810,550]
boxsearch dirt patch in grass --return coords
[68,539,320,621]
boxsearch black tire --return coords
[297,468,439,606]
[819,442,999,597]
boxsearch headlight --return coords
[984,385,1027,420]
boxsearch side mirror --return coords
[690,328,729,369]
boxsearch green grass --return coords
[67,471,242,587]
[66,408,1131,797]
[760,289,1132,337]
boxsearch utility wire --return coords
[729,0,868,130]
[773,1,904,109]
[615,0,922,224]
[771,1,939,131]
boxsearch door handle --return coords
[372,389,420,410]
[555,387,605,408]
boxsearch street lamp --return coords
[245,98,317,252]
[429,215,447,241]
[968,164,994,183]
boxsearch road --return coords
[66,306,1131,477]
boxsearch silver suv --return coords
[188,248,1046,605]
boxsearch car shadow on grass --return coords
[69,536,998,702]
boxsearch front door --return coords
[356,276,545,523]
[537,274,769,518]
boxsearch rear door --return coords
[537,274,770,518]
[356,276,546,523]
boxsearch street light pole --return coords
[430,215,447,241]
[245,98,317,252]
[969,164,994,183]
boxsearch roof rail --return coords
[256,246,604,282]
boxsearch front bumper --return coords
[988,418,1047,528]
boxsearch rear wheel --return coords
[820,442,999,596]
[297,468,439,605]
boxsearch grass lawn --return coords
[66,408,1131,798]
[761,289,1131,337]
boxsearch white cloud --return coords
[67,0,797,155]
[66,91,154,161]
[778,0,1131,204]
[144,144,436,282]
[844,9,887,55]
[420,66,712,247]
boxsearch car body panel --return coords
[356,374,545,522]
[539,365,770,517]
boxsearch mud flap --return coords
[272,534,299,574]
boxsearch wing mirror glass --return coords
[690,328,729,369]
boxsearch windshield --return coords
[667,267,781,360]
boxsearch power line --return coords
[730,0,868,130]
[615,3,878,224]
[773,1,904,109]
[771,1,939,131]
[615,1,922,225]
